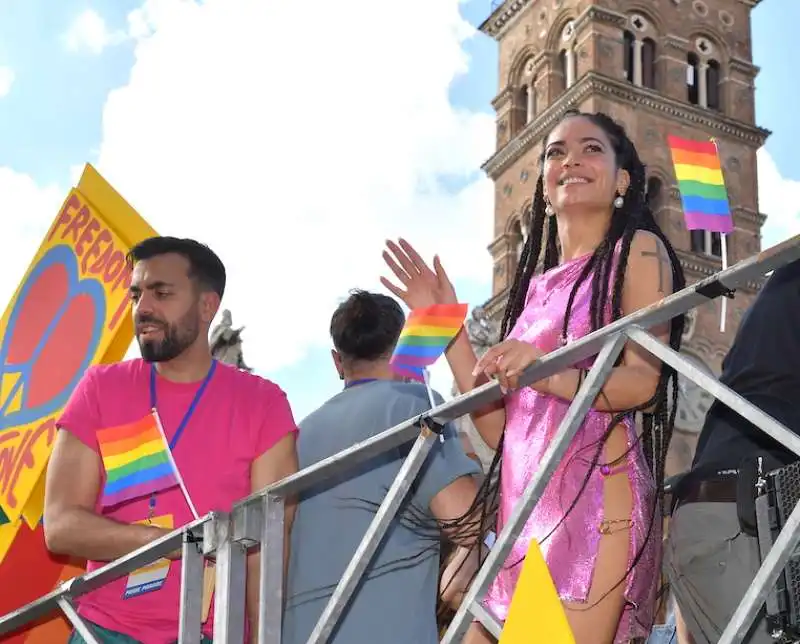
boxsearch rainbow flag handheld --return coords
[666,135,733,234]
[390,303,468,383]
[97,414,179,508]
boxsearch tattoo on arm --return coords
[640,244,671,293]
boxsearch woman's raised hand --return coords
[381,239,458,310]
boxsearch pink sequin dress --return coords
[483,251,660,643]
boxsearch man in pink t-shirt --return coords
[43,237,299,644]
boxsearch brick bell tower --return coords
[477,0,768,474]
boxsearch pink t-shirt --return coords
[56,358,298,644]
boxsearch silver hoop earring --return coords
[545,202,555,216]
[613,195,624,209]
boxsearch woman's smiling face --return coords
[542,115,628,215]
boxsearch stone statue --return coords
[210,309,251,371]
[451,305,502,472]
[464,305,501,354]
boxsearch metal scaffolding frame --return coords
[1,233,800,644]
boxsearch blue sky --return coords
[0,0,796,424]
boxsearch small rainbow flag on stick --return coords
[667,134,733,332]
[390,303,468,383]
[666,135,733,234]
[97,414,179,508]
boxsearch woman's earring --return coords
[545,202,555,216]
[613,194,624,209]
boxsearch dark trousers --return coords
[665,500,772,644]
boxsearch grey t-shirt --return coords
[282,379,480,644]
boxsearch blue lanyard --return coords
[149,360,217,450]
[147,360,217,518]
[344,378,377,389]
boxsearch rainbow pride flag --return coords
[96,414,179,508]
[667,135,733,234]
[390,303,468,382]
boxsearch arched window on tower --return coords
[511,84,531,135]
[558,49,568,91]
[511,220,525,262]
[642,38,656,89]
[687,52,699,105]
[527,77,537,122]
[646,177,663,213]
[558,21,576,90]
[623,31,635,83]
[622,15,656,89]
[519,85,529,129]
[707,59,721,110]
[690,230,722,258]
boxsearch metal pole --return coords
[470,600,503,639]
[178,529,205,644]
[441,332,627,642]
[626,327,800,459]
[211,513,248,644]
[306,421,442,644]
[719,498,800,644]
[0,516,208,637]
[56,598,102,644]
[258,494,286,644]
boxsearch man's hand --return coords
[44,430,175,562]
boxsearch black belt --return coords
[680,477,738,504]
[674,469,739,507]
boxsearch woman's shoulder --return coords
[609,228,665,258]
[629,229,666,253]
[618,229,675,303]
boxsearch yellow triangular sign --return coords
[499,539,575,643]
[0,372,23,414]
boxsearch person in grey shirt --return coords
[282,290,481,644]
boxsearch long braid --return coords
[500,177,547,340]
[544,215,559,269]
[481,181,549,536]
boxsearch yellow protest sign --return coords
[0,164,157,644]
[0,165,156,526]
[499,539,575,644]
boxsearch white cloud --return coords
[0,66,14,97]
[99,0,495,375]
[757,148,800,248]
[0,170,66,308]
[68,164,85,185]
[63,9,127,55]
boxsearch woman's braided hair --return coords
[472,109,687,620]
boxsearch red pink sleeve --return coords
[56,366,102,452]
[251,380,299,459]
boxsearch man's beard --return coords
[137,310,200,363]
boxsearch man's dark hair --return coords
[127,236,226,299]
[330,290,405,362]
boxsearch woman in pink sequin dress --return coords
[382,111,686,644]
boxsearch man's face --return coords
[130,253,205,362]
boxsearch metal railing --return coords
[1,233,800,644]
